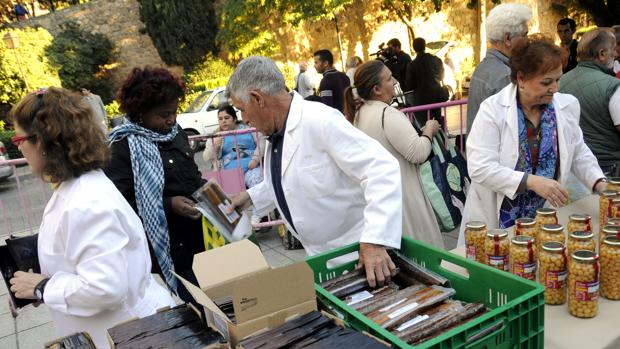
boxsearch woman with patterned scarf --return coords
[104,67,205,303]
[458,36,608,246]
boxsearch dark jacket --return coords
[104,127,205,271]
[319,68,350,112]
[406,52,445,105]
[386,51,412,89]
[563,39,579,73]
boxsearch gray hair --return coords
[226,56,287,102]
[486,3,532,43]
[612,25,620,45]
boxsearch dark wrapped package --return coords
[0,234,40,309]
[45,332,96,349]
[108,304,227,349]
[236,311,389,349]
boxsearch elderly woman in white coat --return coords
[8,87,175,348]
[344,60,444,248]
[459,36,608,245]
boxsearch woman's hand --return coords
[10,271,45,299]
[171,196,201,220]
[527,175,569,208]
[213,137,223,150]
[422,119,441,138]
[248,159,259,170]
[594,180,608,195]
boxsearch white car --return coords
[177,87,232,151]
[0,141,14,181]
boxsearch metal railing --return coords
[400,99,468,152]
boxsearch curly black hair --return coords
[117,67,186,123]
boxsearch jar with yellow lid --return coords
[464,221,487,264]
[484,229,509,272]
[539,224,565,252]
[600,236,620,300]
[567,231,595,257]
[510,235,536,280]
[599,190,620,227]
[539,241,567,305]
[568,250,600,318]
[567,214,592,234]
[601,225,620,243]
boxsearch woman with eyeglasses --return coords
[8,87,175,348]
[104,67,206,304]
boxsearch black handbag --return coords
[0,234,40,309]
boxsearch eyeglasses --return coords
[11,134,36,147]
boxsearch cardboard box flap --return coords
[231,262,315,324]
[173,271,229,322]
[193,239,269,289]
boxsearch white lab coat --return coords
[248,92,403,256]
[458,84,604,246]
[39,170,176,348]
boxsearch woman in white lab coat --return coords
[459,36,607,245]
[9,87,175,348]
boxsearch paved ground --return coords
[0,139,461,348]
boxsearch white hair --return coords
[486,3,532,43]
[226,56,287,102]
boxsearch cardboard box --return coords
[176,240,317,347]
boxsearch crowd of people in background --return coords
[6,2,620,347]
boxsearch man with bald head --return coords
[294,61,314,98]
[560,28,620,175]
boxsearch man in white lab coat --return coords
[227,56,403,287]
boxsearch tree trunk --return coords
[477,0,486,64]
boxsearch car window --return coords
[185,90,213,113]
[207,91,226,111]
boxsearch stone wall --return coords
[8,0,594,94]
[10,0,182,92]
[270,0,594,81]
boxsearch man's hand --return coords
[358,243,397,288]
[10,271,45,299]
[171,196,201,220]
[527,175,569,208]
[227,191,253,213]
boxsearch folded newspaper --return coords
[192,179,252,242]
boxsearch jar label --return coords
[513,262,537,280]
[546,270,567,289]
[487,255,509,271]
[466,245,476,261]
[575,281,599,301]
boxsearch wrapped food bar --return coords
[108,304,227,349]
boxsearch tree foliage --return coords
[0,27,61,106]
[45,21,114,102]
[217,0,353,59]
[569,0,620,26]
[139,0,218,69]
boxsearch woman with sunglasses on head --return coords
[8,87,175,349]
[104,67,206,304]
[343,60,444,248]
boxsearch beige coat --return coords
[355,100,444,248]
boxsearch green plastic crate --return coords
[305,237,544,349]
